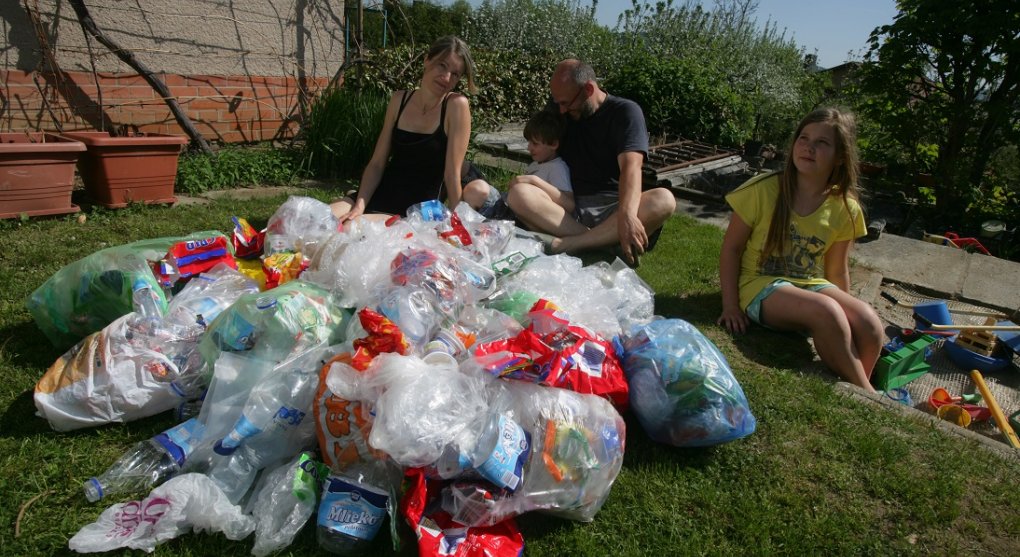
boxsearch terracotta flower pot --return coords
[60,131,188,208]
[0,132,85,219]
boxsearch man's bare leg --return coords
[550,188,675,253]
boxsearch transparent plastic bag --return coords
[68,473,255,553]
[245,453,319,556]
[199,280,351,373]
[352,353,492,468]
[263,195,339,257]
[620,319,757,447]
[438,380,626,525]
[302,218,418,308]
[497,254,653,338]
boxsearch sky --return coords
[440,0,901,70]
[590,0,901,68]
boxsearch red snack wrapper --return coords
[350,308,409,370]
[472,306,629,411]
[401,468,524,557]
[231,216,265,259]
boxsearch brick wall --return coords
[2,69,330,144]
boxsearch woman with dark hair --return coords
[330,36,490,223]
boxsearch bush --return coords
[299,86,389,180]
[604,52,753,147]
[615,0,818,146]
[339,44,558,132]
[176,145,301,194]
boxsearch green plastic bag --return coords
[27,230,228,350]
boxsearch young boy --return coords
[475,110,572,219]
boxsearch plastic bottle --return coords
[83,418,205,502]
[406,199,449,222]
[470,412,530,492]
[214,358,317,456]
[214,295,277,352]
[174,389,206,421]
[317,457,403,555]
[200,350,323,503]
[424,328,466,362]
[131,277,165,321]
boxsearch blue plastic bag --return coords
[620,319,756,447]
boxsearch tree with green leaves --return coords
[858,0,1020,215]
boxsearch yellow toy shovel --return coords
[969,370,1020,449]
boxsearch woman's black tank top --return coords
[364,90,449,215]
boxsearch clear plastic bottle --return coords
[83,418,205,502]
[317,458,403,555]
[131,277,165,321]
[406,199,449,223]
[214,359,317,456]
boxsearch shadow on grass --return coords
[0,388,51,438]
[652,291,826,378]
[1,319,66,370]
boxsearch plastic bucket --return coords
[913,301,952,330]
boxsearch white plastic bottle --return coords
[316,458,403,555]
[83,418,205,502]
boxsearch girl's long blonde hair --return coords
[760,107,863,263]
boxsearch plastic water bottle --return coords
[470,412,530,492]
[214,359,317,456]
[214,295,277,352]
[203,350,323,502]
[406,199,449,222]
[83,418,205,502]
[317,458,403,555]
[131,277,165,321]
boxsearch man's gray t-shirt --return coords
[558,95,649,197]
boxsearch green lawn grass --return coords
[1,190,1018,556]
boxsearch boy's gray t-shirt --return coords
[524,156,572,192]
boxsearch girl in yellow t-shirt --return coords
[717,107,883,392]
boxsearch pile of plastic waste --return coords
[28,196,757,556]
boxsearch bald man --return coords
[466,59,675,265]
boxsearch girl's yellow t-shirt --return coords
[725,173,866,310]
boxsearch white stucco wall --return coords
[2,0,345,78]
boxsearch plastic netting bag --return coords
[620,319,757,447]
[27,230,227,349]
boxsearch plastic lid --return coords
[154,433,187,466]
[84,478,103,502]
[255,296,277,310]
[213,439,238,456]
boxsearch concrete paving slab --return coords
[202,185,310,201]
[852,234,969,299]
[961,253,1020,314]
